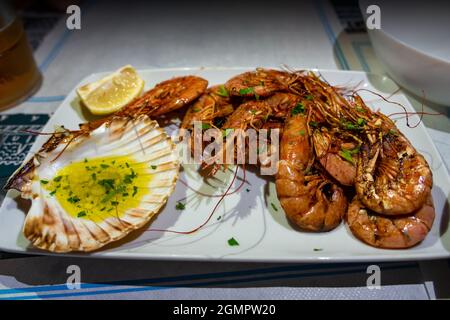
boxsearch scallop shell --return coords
[20,115,179,252]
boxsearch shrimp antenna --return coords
[353,88,416,127]
[50,132,82,162]
[146,163,242,235]
[179,161,247,198]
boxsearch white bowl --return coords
[360,1,450,106]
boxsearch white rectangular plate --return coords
[0,67,449,262]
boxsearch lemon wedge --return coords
[77,65,144,115]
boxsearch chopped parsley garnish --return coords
[356,106,366,113]
[100,164,110,169]
[40,180,49,184]
[357,118,366,126]
[291,103,305,116]
[388,129,398,136]
[271,203,278,211]
[151,165,157,170]
[201,123,211,130]
[97,177,131,204]
[123,169,137,183]
[305,94,313,100]
[175,202,186,210]
[299,129,305,136]
[239,87,254,95]
[246,188,250,192]
[217,216,222,221]
[309,121,318,128]
[98,179,115,191]
[217,85,229,97]
[67,196,80,203]
[132,186,138,197]
[77,211,87,218]
[338,146,360,164]
[313,248,323,252]
[53,176,62,182]
[352,145,360,153]
[342,121,361,130]
[91,173,96,181]
[123,174,134,184]
[339,149,354,164]
[342,118,365,131]
[49,190,57,196]
[228,237,239,246]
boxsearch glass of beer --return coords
[0,1,41,109]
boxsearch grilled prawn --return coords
[264,92,302,118]
[180,85,234,130]
[225,68,298,98]
[346,195,435,249]
[355,116,433,215]
[275,111,347,232]
[311,128,358,186]
[127,75,208,116]
[201,100,272,175]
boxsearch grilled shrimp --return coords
[355,120,433,215]
[264,92,302,118]
[201,100,272,175]
[275,112,347,232]
[221,100,271,130]
[346,195,435,249]
[180,85,234,158]
[225,68,297,98]
[125,75,208,116]
[312,128,358,186]
[180,85,234,130]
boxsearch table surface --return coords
[0,0,449,300]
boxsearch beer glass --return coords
[0,1,41,109]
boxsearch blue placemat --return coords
[0,114,49,178]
